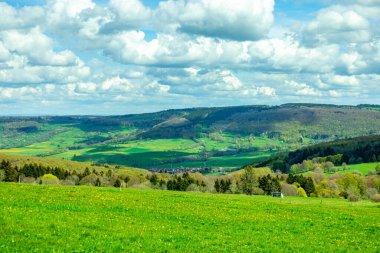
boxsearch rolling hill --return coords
[1,104,380,172]
[253,135,380,173]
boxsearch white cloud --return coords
[0,42,11,62]
[338,51,368,74]
[285,80,322,96]
[101,76,170,96]
[46,0,95,26]
[105,31,341,74]
[329,90,343,97]
[325,75,360,87]
[160,68,276,98]
[0,86,42,100]
[304,7,372,44]
[248,37,340,73]
[0,28,78,66]
[256,86,276,96]
[105,31,225,66]
[156,0,274,41]
[1,0,380,114]
[99,0,151,33]
[0,3,44,30]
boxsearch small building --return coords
[272,192,284,198]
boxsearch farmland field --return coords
[3,104,380,173]
[333,162,379,176]
[0,123,286,172]
[0,183,379,252]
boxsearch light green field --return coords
[0,153,148,176]
[0,127,286,171]
[0,183,379,252]
[333,162,379,176]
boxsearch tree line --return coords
[256,135,380,172]
[1,158,380,202]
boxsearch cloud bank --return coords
[0,0,379,115]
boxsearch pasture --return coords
[333,162,379,176]
[0,183,379,252]
[0,124,286,172]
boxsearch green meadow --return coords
[333,162,379,176]
[0,123,286,172]
[0,183,379,252]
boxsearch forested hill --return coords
[2,104,380,143]
[253,135,380,173]
[1,104,380,170]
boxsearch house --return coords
[272,192,284,198]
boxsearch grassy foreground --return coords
[0,183,379,252]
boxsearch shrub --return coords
[186,183,199,192]
[376,164,380,175]
[297,187,307,197]
[40,174,59,185]
[252,187,265,195]
[80,174,99,186]
[281,183,298,196]
[61,179,76,186]
[0,169,5,181]
[366,188,378,198]
[370,194,380,202]
[348,195,360,202]
[21,177,36,184]
[367,170,376,176]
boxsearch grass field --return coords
[332,162,379,176]
[0,153,149,176]
[0,183,379,252]
[0,125,287,171]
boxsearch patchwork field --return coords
[0,122,287,172]
[4,104,380,173]
[0,183,379,252]
[333,162,379,176]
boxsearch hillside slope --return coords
[253,135,380,173]
[1,104,380,170]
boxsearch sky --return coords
[0,0,379,115]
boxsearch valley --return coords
[1,104,380,174]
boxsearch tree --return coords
[95,178,101,187]
[114,178,122,188]
[214,179,221,193]
[150,173,158,185]
[2,160,18,182]
[376,163,380,175]
[83,167,91,178]
[220,179,232,193]
[322,162,334,173]
[166,173,195,191]
[290,164,300,174]
[287,174,315,196]
[303,177,316,196]
[258,174,281,195]
[240,166,256,195]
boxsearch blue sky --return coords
[0,0,379,115]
